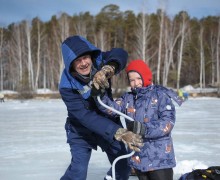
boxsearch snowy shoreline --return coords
[1,87,220,100]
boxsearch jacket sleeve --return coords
[95,93,127,118]
[144,92,176,139]
[60,88,121,143]
[102,48,128,74]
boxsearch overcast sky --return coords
[0,0,220,27]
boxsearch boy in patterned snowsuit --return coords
[96,59,183,180]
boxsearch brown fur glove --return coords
[93,65,115,90]
[114,128,144,152]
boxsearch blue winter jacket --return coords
[96,85,183,171]
[59,35,128,149]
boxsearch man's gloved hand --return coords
[114,128,144,152]
[93,65,115,90]
[90,84,105,97]
[126,121,146,136]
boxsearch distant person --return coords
[0,93,4,103]
[178,89,183,99]
[183,92,189,101]
[95,60,183,180]
[59,35,143,180]
[178,89,189,101]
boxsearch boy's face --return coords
[72,54,92,75]
[128,71,143,89]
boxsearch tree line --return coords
[0,4,220,95]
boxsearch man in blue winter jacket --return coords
[59,35,143,180]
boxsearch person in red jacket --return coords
[59,35,143,180]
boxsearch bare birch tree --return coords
[163,18,181,86]
[199,25,205,89]
[217,18,220,94]
[97,28,108,51]
[157,9,164,84]
[43,53,47,90]
[74,15,87,38]
[58,13,70,82]
[33,19,45,90]
[24,21,34,90]
[135,12,151,63]
[177,12,188,89]
[9,24,24,91]
[209,31,216,85]
[12,25,23,83]
[0,28,3,91]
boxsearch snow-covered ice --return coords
[0,97,220,180]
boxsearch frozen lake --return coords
[0,97,220,180]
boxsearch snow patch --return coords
[1,90,18,94]
[174,160,208,176]
[181,85,194,92]
[36,88,54,94]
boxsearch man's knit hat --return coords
[126,59,152,87]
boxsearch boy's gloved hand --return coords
[114,128,144,152]
[93,65,115,90]
[126,121,146,136]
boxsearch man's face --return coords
[72,54,92,75]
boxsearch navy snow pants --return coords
[60,122,130,180]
